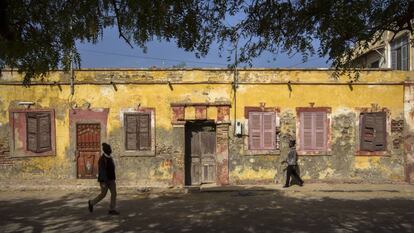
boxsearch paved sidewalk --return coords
[1,185,413,233]
[200,183,414,192]
[1,179,413,199]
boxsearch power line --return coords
[287,56,325,68]
[79,49,228,66]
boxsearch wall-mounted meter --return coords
[235,121,243,136]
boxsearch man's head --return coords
[289,139,296,148]
[102,143,112,155]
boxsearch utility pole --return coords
[69,18,75,95]
[233,32,239,136]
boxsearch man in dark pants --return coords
[282,140,304,188]
[88,143,120,215]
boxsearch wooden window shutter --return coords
[402,45,408,71]
[300,111,327,151]
[249,112,262,150]
[26,112,52,153]
[314,112,327,150]
[26,113,38,152]
[262,112,275,149]
[373,112,386,151]
[301,112,313,150]
[397,48,402,70]
[360,113,376,151]
[125,114,138,150]
[138,114,151,150]
[37,113,51,152]
[391,50,397,69]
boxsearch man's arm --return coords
[98,157,108,182]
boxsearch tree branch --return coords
[111,0,133,48]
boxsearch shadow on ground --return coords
[0,190,413,233]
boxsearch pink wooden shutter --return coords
[249,112,262,150]
[262,112,275,149]
[301,112,313,150]
[138,114,151,150]
[125,114,138,150]
[314,112,327,150]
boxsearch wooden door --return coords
[76,123,101,179]
[185,122,216,185]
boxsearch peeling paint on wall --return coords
[0,69,412,185]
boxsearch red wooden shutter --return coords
[125,114,138,150]
[262,112,275,149]
[37,113,51,152]
[27,113,38,152]
[314,112,327,150]
[249,112,262,150]
[360,113,375,151]
[373,112,386,151]
[138,114,151,150]
[301,112,313,150]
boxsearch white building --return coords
[354,31,413,71]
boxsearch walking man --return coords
[88,143,120,215]
[282,140,304,188]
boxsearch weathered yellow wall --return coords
[0,69,412,184]
[230,70,407,183]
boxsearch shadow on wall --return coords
[0,191,413,233]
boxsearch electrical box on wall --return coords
[235,121,243,136]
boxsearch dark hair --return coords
[102,143,112,155]
[289,140,296,147]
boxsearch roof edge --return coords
[0,67,394,72]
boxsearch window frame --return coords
[356,109,390,156]
[26,112,52,153]
[9,108,56,157]
[243,106,280,156]
[124,112,151,151]
[121,108,155,157]
[296,107,332,155]
[391,34,410,71]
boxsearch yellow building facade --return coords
[0,68,413,186]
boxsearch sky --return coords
[76,27,330,69]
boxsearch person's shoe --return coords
[282,185,289,188]
[88,200,93,213]
[108,210,120,215]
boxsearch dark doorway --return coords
[185,121,216,186]
[76,123,101,179]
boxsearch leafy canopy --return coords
[0,0,413,83]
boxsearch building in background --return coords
[353,31,413,70]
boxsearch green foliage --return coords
[0,0,413,84]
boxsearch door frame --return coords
[69,108,109,178]
[184,120,216,186]
[75,123,101,179]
